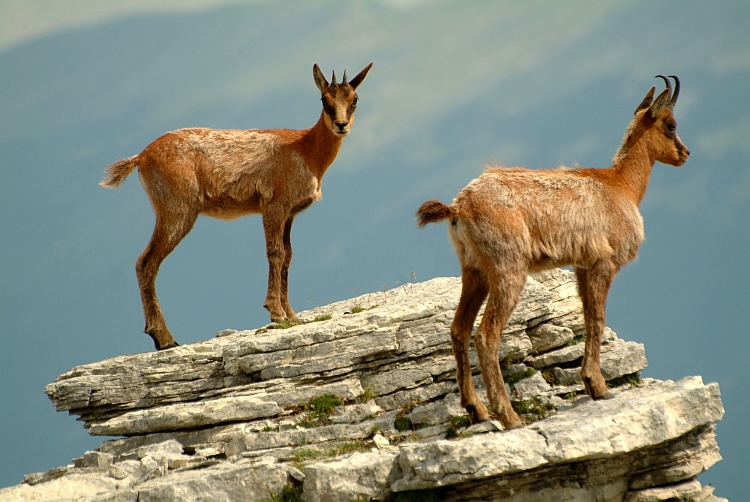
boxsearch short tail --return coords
[416,199,455,227]
[100,155,139,189]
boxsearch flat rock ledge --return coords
[2,270,727,501]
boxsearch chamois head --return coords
[615,75,690,167]
[313,62,373,138]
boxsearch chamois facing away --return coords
[416,76,689,429]
[101,62,373,350]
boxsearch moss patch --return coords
[512,397,557,424]
[395,415,413,432]
[504,367,537,388]
[566,333,586,346]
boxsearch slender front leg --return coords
[280,216,298,321]
[578,260,618,399]
[451,267,489,423]
[262,208,289,323]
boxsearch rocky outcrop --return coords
[1,270,727,501]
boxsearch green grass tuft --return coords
[394,415,413,432]
[358,387,376,403]
[261,482,303,502]
[566,333,586,346]
[503,367,537,388]
[607,371,642,389]
[512,396,557,424]
[296,393,344,428]
[445,415,472,439]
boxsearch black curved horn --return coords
[655,75,672,101]
[668,75,680,108]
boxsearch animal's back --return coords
[451,166,644,269]
[135,128,288,216]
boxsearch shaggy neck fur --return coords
[295,113,344,181]
[612,116,656,205]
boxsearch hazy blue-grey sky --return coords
[1,1,748,498]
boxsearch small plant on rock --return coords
[512,397,557,424]
[503,367,537,388]
[296,394,344,428]
[394,415,413,432]
[566,333,587,346]
[541,369,556,386]
[262,482,303,502]
[607,371,642,389]
[445,415,472,439]
[358,387,376,403]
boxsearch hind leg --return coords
[136,209,197,350]
[451,267,490,423]
[474,269,526,429]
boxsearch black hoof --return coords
[466,404,485,424]
[156,341,180,351]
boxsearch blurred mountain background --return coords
[1,1,747,498]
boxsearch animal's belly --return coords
[203,197,262,220]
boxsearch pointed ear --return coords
[348,62,373,91]
[635,86,655,116]
[649,88,670,119]
[313,64,328,94]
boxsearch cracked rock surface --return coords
[2,270,727,502]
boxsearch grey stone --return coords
[410,393,465,426]
[108,461,139,480]
[392,377,723,491]
[529,342,584,369]
[331,401,383,424]
[134,458,290,502]
[288,465,306,482]
[513,371,552,399]
[2,471,121,500]
[82,451,114,470]
[373,433,390,449]
[551,340,647,385]
[625,478,703,502]
[600,340,648,380]
[45,273,595,434]
[464,420,504,435]
[88,395,284,436]
[214,329,238,338]
[528,323,575,353]
[8,271,724,502]
[302,451,399,502]
[414,424,450,440]
[135,439,183,459]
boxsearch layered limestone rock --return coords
[1,270,727,502]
